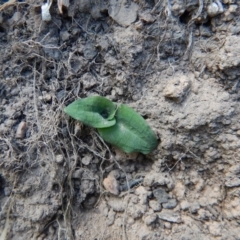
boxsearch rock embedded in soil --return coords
[207,1,224,17]
[158,210,182,223]
[162,199,178,209]
[224,164,240,187]
[81,154,92,165]
[163,74,191,103]
[153,188,169,204]
[189,202,200,214]
[81,73,98,90]
[135,186,150,205]
[144,213,158,226]
[180,200,190,211]
[139,10,155,23]
[72,169,83,179]
[144,171,174,189]
[103,174,119,195]
[127,201,147,219]
[16,121,27,139]
[4,186,12,196]
[83,43,97,60]
[198,208,213,221]
[225,178,240,187]
[55,154,64,164]
[107,197,125,212]
[108,0,138,27]
[149,200,162,212]
[164,222,172,229]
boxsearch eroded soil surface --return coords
[0,0,240,239]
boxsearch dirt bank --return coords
[0,0,240,239]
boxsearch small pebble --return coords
[164,222,172,229]
[158,210,182,223]
[180,200,190,211]
[81,154,92,165]
[39,93,52,102]
[107,197,125,212]
[153,188,169,204]
[55,154,64,164]
[149,200,162,212]
[163,75,191,103]
[139,11,155,23]
[4,187,12,196]
[16,121,27,139]
[144,214,158,226]
[72,169,83,179]
[162,199,178,209]
[189,202,200,214]
[103,175,119,195]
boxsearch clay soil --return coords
[0,0,240,239]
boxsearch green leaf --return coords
[98,104,158,154]
[64,96,116,128]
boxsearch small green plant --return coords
[64,96,158,154]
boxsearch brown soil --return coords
[0,0,240,240]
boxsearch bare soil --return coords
[0,0,240,240]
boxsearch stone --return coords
[189,203,200,214]
[11,11,22,23]
[103,175,119,195]
[153,188,169,204]
[164,222,172,229]
[107,197,125,212]
[158,210,182,223]
[162,199,178,209]
[55,154,64,164]
[163,74,192,103]
[83,43,97,60]
[198,209,212,220]
[81,154,92,165]
[127,202,147,219]
[149,200,162,212]
[144,172,174,189]
[108,0,138,27]
[206,205,219,219]
[60,31,70,42]
[228,164,240,174]
[207,1,224,17]
[139,10,155,23]
[135,186,150,204]
[72,169,83,179]
[144,214,158,226]
[225,178,240,187]
[16,121,27,139]
[81,73,97,90]
[4,187,11,196]
[180,200,190,211]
